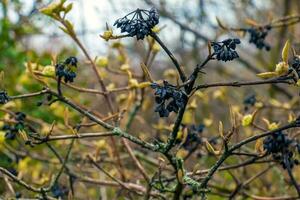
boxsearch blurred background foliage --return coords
[0,0,300,199]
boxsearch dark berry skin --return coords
[1,112,27,140]
[246,26,271,51]
[151,81,187,117]
[114,8,159,40]
[0,90,9,104]
[64,56,78,67]
[290,56,300,80]
[55,57,78,83]
[211,38,241,62]
[15,191,22,198]
[181,124,205,151]
[51,184,69,198]
[263,131,299,169]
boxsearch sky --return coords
[10,0,272,57]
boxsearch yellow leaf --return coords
[18,157,31,172]
[176,130,183,140]
[137,82,151,88]
[42,65,55,76]
[151,26,160,33]
[242,114,253,127]
[96,57,108,68]
[281,40,290,63]
[65,20,74,32]
[275,62,288,75]
[163,69,177,78]
[187,99,197,110]
[152,43,160,52]
[182,109,194,125]
[95,139,107,149]
[203,118,213,127]
[59,26,69,34]
[213,89,225,100]
[0,131,5,150]
[101,30,113,41]
[255,139,264,154]
[18,130,28,142]
[219,121,224,139]
[268,122,279,130]
[205,140,220,155]
[176,149,188,159]
[262,118,279,130]
[39,1,61,16]
[120,64,130,71]
[288,112,296,123]
[129,79,139,88]
[65,3,73,13]
[296,80,300,87]
[25,62,48,86]
[257,71,278,79]
[244,18,259,27]
[254,102,264,108]
[106,83,115,90]
[269,99,282,107]
[177,169,184,184]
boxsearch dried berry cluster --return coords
[114,8,159,40]
[181,124,205,151]
[55,56,78,83]
[51,183,69,199]
[243,94,256,111]
[211,38,240,62]
[2,112,26,140]
[246,26,271,51]
[151,81,187,117]
[0,90,9,104]
[291,56,300,77]
[263,131,299,169]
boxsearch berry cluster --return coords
[151,81,187,117]
[2,112,26,140]
[114,8,159,40]
[291,56,300,76]
[0,90,9,104]
[51,183,69,199]
[263,131,299,169]
[246,26,271,51]
[55,56,78,83]
[243,94,256,111]
[211,38,240,62]
[181,124,204,151]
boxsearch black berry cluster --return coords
[2,112,26,140]
[290,56,300,76]
[51,183,69,199]
[243,94,256,111]
[114,8,159,40]
[263,131,299,169]
[211,38,240,62]
[0,90,9,104]
[15,192,22,199]
[151,81,187,117]
[246,26,271,51]
[181,124,205,151]
[55,56,78,83]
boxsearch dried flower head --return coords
[113,8,159,40]
[211,38,240,62]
